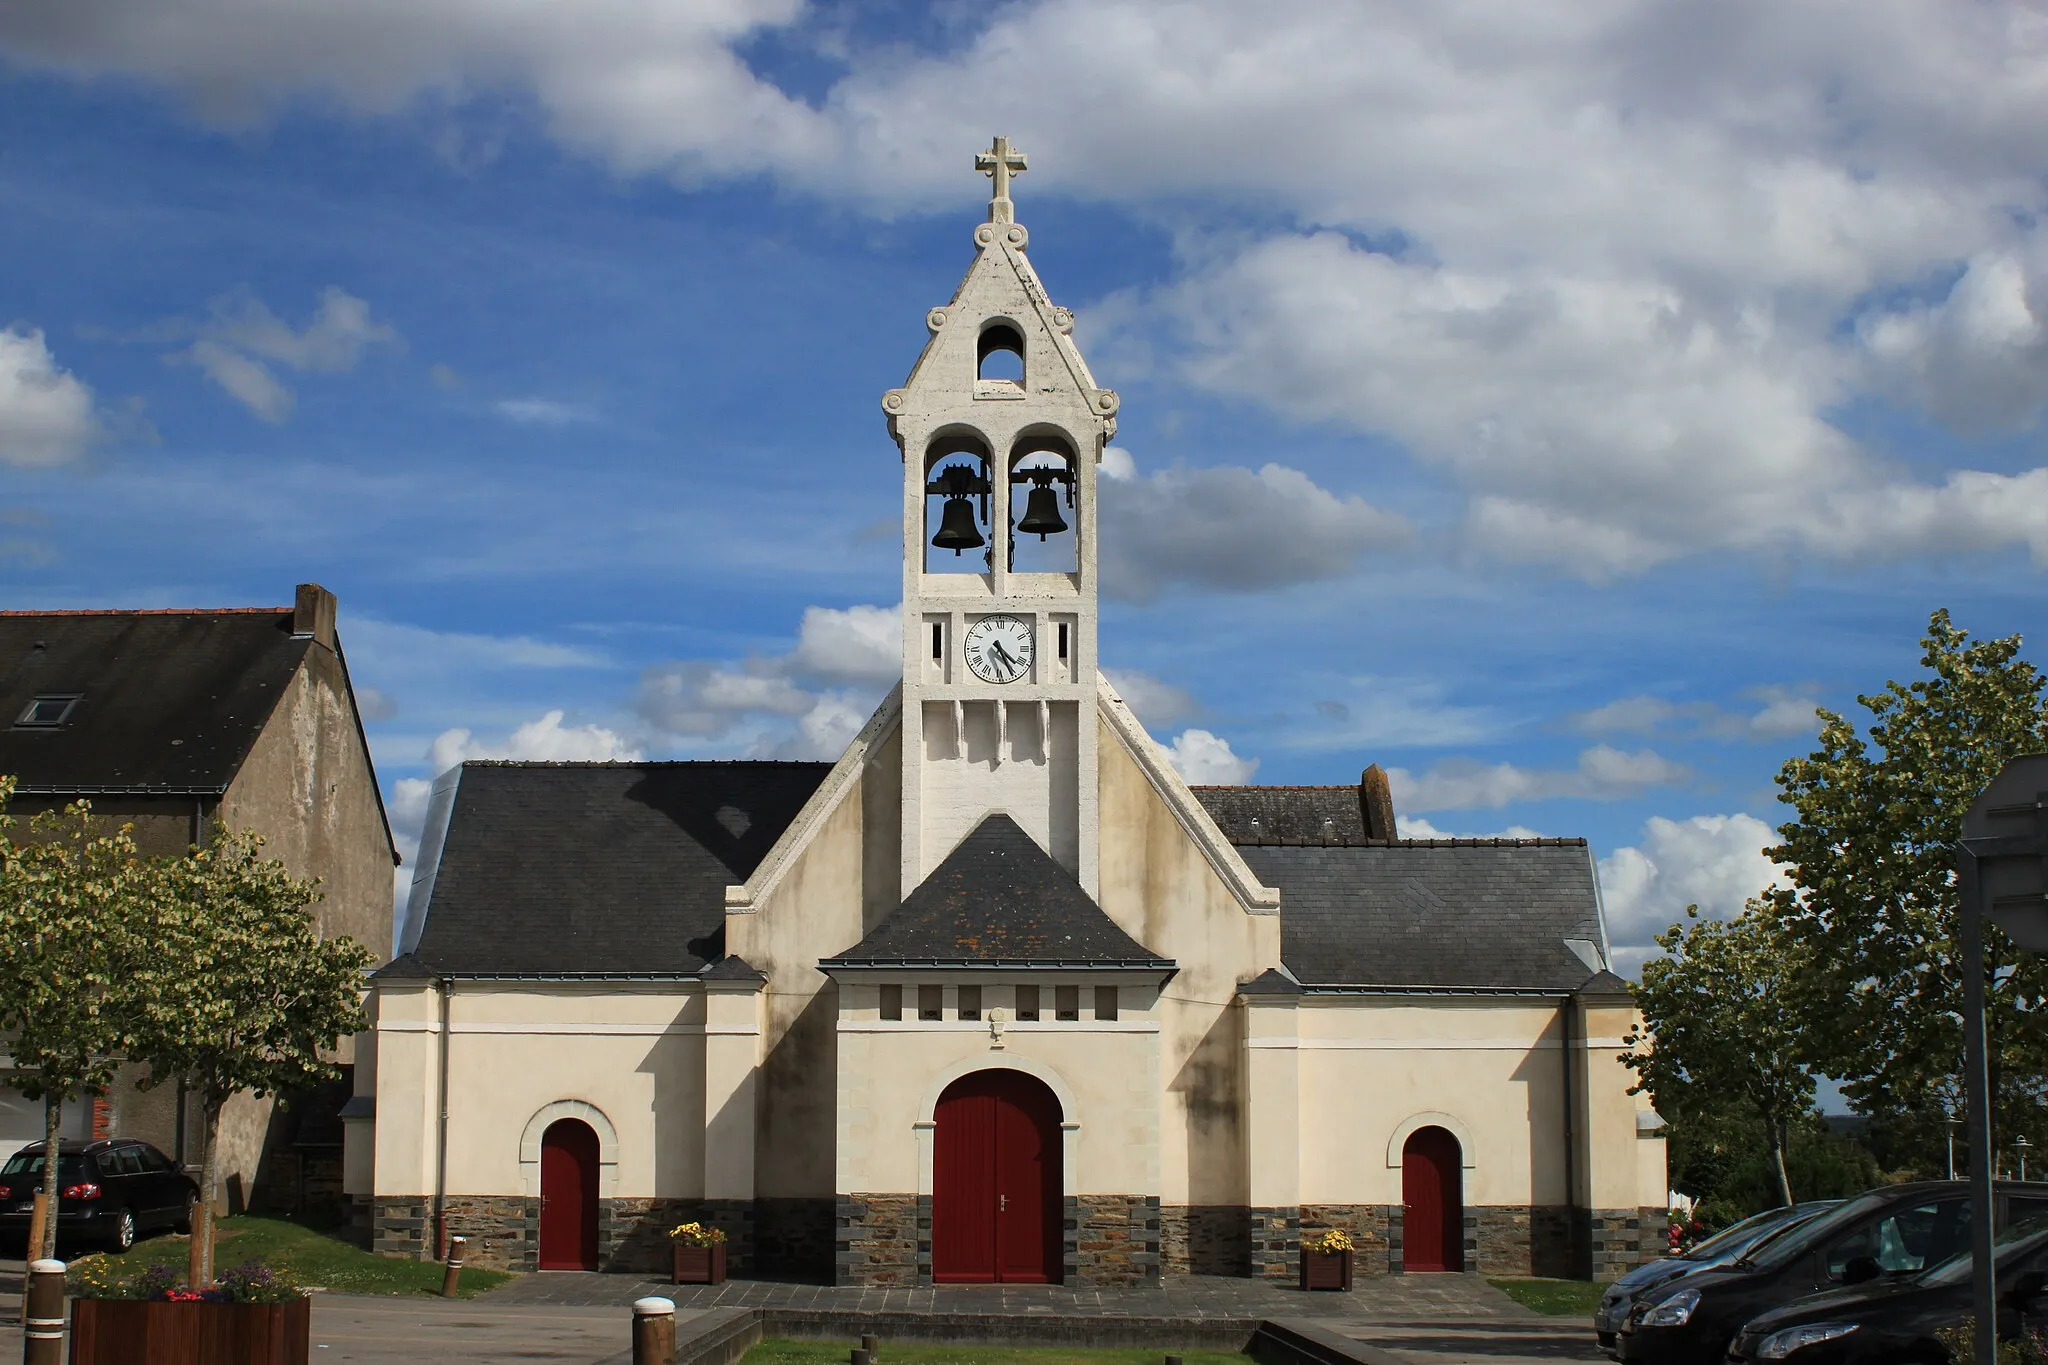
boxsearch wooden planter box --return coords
[1299,1249,1353,1292]
[70,1296,311,1365]
[671,1243,727,1285]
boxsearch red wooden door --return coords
[1401,1125,1463,1272]
[933,1070,1062,1283]
[539,1118,599,1270]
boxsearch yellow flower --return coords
[1305,1229,1354,1254]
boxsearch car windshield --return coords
[1920,1217,2048,1287]
[1745,1191,1903,1271]
[1690,1202,1838,1260]
[0,1152,85,1180]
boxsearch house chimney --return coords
[1360,764,1397,841]
[293,583,338,650]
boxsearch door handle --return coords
[1000,1195,1007,1212]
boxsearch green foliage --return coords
[1486,1278,1608,1315]
[738,1343,1252,1365]
[1622,902,1816,1204]
[1674,1116,1883,1227]
[1765,610,2048,1158]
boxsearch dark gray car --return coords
[1595,1200,1841,1356]
[0,1139,198,1252]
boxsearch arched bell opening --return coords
[977,320,1026,389]
[1008,428,1079,574]
[924,427,995,574]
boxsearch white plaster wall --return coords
[835,979,1159,1196]
[918,699,1077,874]
[375,982,705,1199]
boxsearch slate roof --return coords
[0,609,312,792]
[1193,785,1367,844]
[826,814,1172,968]
[397,760,831,978]
[1235,842,1607,992]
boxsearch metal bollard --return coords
[861,1334,880,1359]
[441,1235,468,1298]
[632,1296,676,1365]
[1166,1356,1185,1365]
[24,1259,66,1365]
[851,1351,872,1365]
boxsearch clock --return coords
[963,615,1034,684]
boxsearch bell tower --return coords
[882,137,1119,897]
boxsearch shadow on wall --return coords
[1169,1005,1249,1275]
[1513,1022,1579,1279]
[756,984,839,1282]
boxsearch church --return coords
[347,140,1665,1288]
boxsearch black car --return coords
[0,1139,199,1252]
[1617,1180,2048,1365]
[1594,1200,1841,1355]
[1726,1216,2048,1363]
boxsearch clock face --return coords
[963,614,1034,684]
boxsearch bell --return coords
[932,496,984,555]
[1018,484,1068,540]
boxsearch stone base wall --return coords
[758,1197,834,1282]
[1469,1205,1574,1277]
[836,1193,924,1286]
[1590,1206,1665,1280]
[1301,1204,1393,1276]
[373,1195,758,1275]
[1248,1206,1300,1280]
[1159,1206,1252,1276]
[1068,1195,1160,1286]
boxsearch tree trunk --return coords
[36,1091,62,1261]
[187,1092,224,1287]
[1771,1119,1796,1207]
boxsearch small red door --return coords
[933,1070,1062,1283]
[538,1118,599,1270]
[1402,1125,1463,1272]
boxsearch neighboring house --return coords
[0,583,396,1218]
[357,160,1666,1285]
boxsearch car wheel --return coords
[107,1208,135,1252]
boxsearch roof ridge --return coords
[1190,783,1357,791]
[0,606,291,617]
[1233,835,1586,848]
[462,758,834,769]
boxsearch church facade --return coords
[349,142,1665,1286]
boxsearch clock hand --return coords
[989,640,1018,677]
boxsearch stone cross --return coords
[976,136,1028,224]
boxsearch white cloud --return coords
[494,398,587,425]
[1860,250,2048,435]
[1398,816,1543,840]
[345,617,610,673]
[1283,677,1496,751]
[1598,812,1786,965]
[790,603,900,683]
[425,708,642,775]
[1571,686,1823,742]
[0,326,101,466]
[1103,669,1200,730]
[1165,728,1259,785]
[182,287,398,421]
[1099,455,1408,599]
[1390,744,1690,812]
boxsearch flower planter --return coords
[69,1296,311,1365]
[671,1243,727,1285]
[1299,1249,1353,1292]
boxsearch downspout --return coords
[1560,995,1579,1276]
[435,978,452,1260]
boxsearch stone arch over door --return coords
[1384,1111,1478,1169]
[520,1099,621,1198]
[914,1054,1080,1200]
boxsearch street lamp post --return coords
[2018,1136,2033,1183]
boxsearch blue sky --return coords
[2,1,2046,975]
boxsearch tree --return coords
[1764,610,2048,1162]
[0,788,159,1259]
[1623,902,1817,1206]
[126,826,372,1284]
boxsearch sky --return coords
[1,0,2045,980]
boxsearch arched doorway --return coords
[538,1118,599,1270]
[932,1069,1063,1283]
[1401,1125,1464,1272]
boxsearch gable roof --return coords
[0,608,312,793]
[1193,786,1369,844]
[1234,841,1608,992]
[825,813,1171,969]
[400,760,831,978]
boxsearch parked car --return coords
[1595,1200,1842,1356]
[0,1139,199,1252]
[1616,1180,2048,1365]
[1725,1215,2048,1363]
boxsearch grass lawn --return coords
[1487,1277,1608,1317]
[740,1340,1253,1365]
[66,1215,511,1298]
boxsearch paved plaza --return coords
[0,1256,1605,1364]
